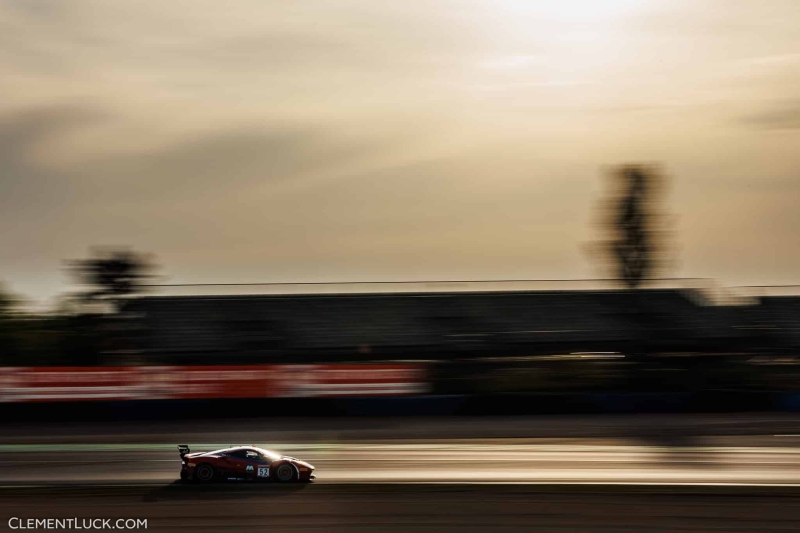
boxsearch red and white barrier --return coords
[0,364,429,403]
[273,364,428,397]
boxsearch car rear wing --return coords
[178,445,190,457]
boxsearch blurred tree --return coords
[615,167,652,288]
[590,164,675,289]
[67,247,156,313]
[0,283,21,363]
[0,283,17,317]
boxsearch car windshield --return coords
[254,448,281,460]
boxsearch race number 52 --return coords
[258,466,269,478]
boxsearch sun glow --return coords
[473,0,649,93]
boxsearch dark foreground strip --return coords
[4,483,800,499]
[5,390,800,423]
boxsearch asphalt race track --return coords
[3,414,800,486]
[2,415,800,531]
[4,439,800,485]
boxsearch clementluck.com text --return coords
[8,518,147,530]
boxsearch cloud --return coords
[0,100,447,276]
[0,104,104,147]
[0,102,414,215]
[740,101,800,130]
[0,104,105,216]
[78,127,342,199]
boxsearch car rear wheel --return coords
[194,463,215,483]
[275,463,297,483]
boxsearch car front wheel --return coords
[274,463,297,483]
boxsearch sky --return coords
[1,0,799,307]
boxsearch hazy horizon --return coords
[2,0,799,307]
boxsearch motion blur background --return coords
[2,0,800,531]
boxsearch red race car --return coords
[178,445,316,483]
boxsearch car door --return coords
[241,449,267,478]
[223,449,251,477]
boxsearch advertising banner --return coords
[0,364,428,402]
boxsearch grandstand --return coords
[752,296,800,351]
[124,288,763,363]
